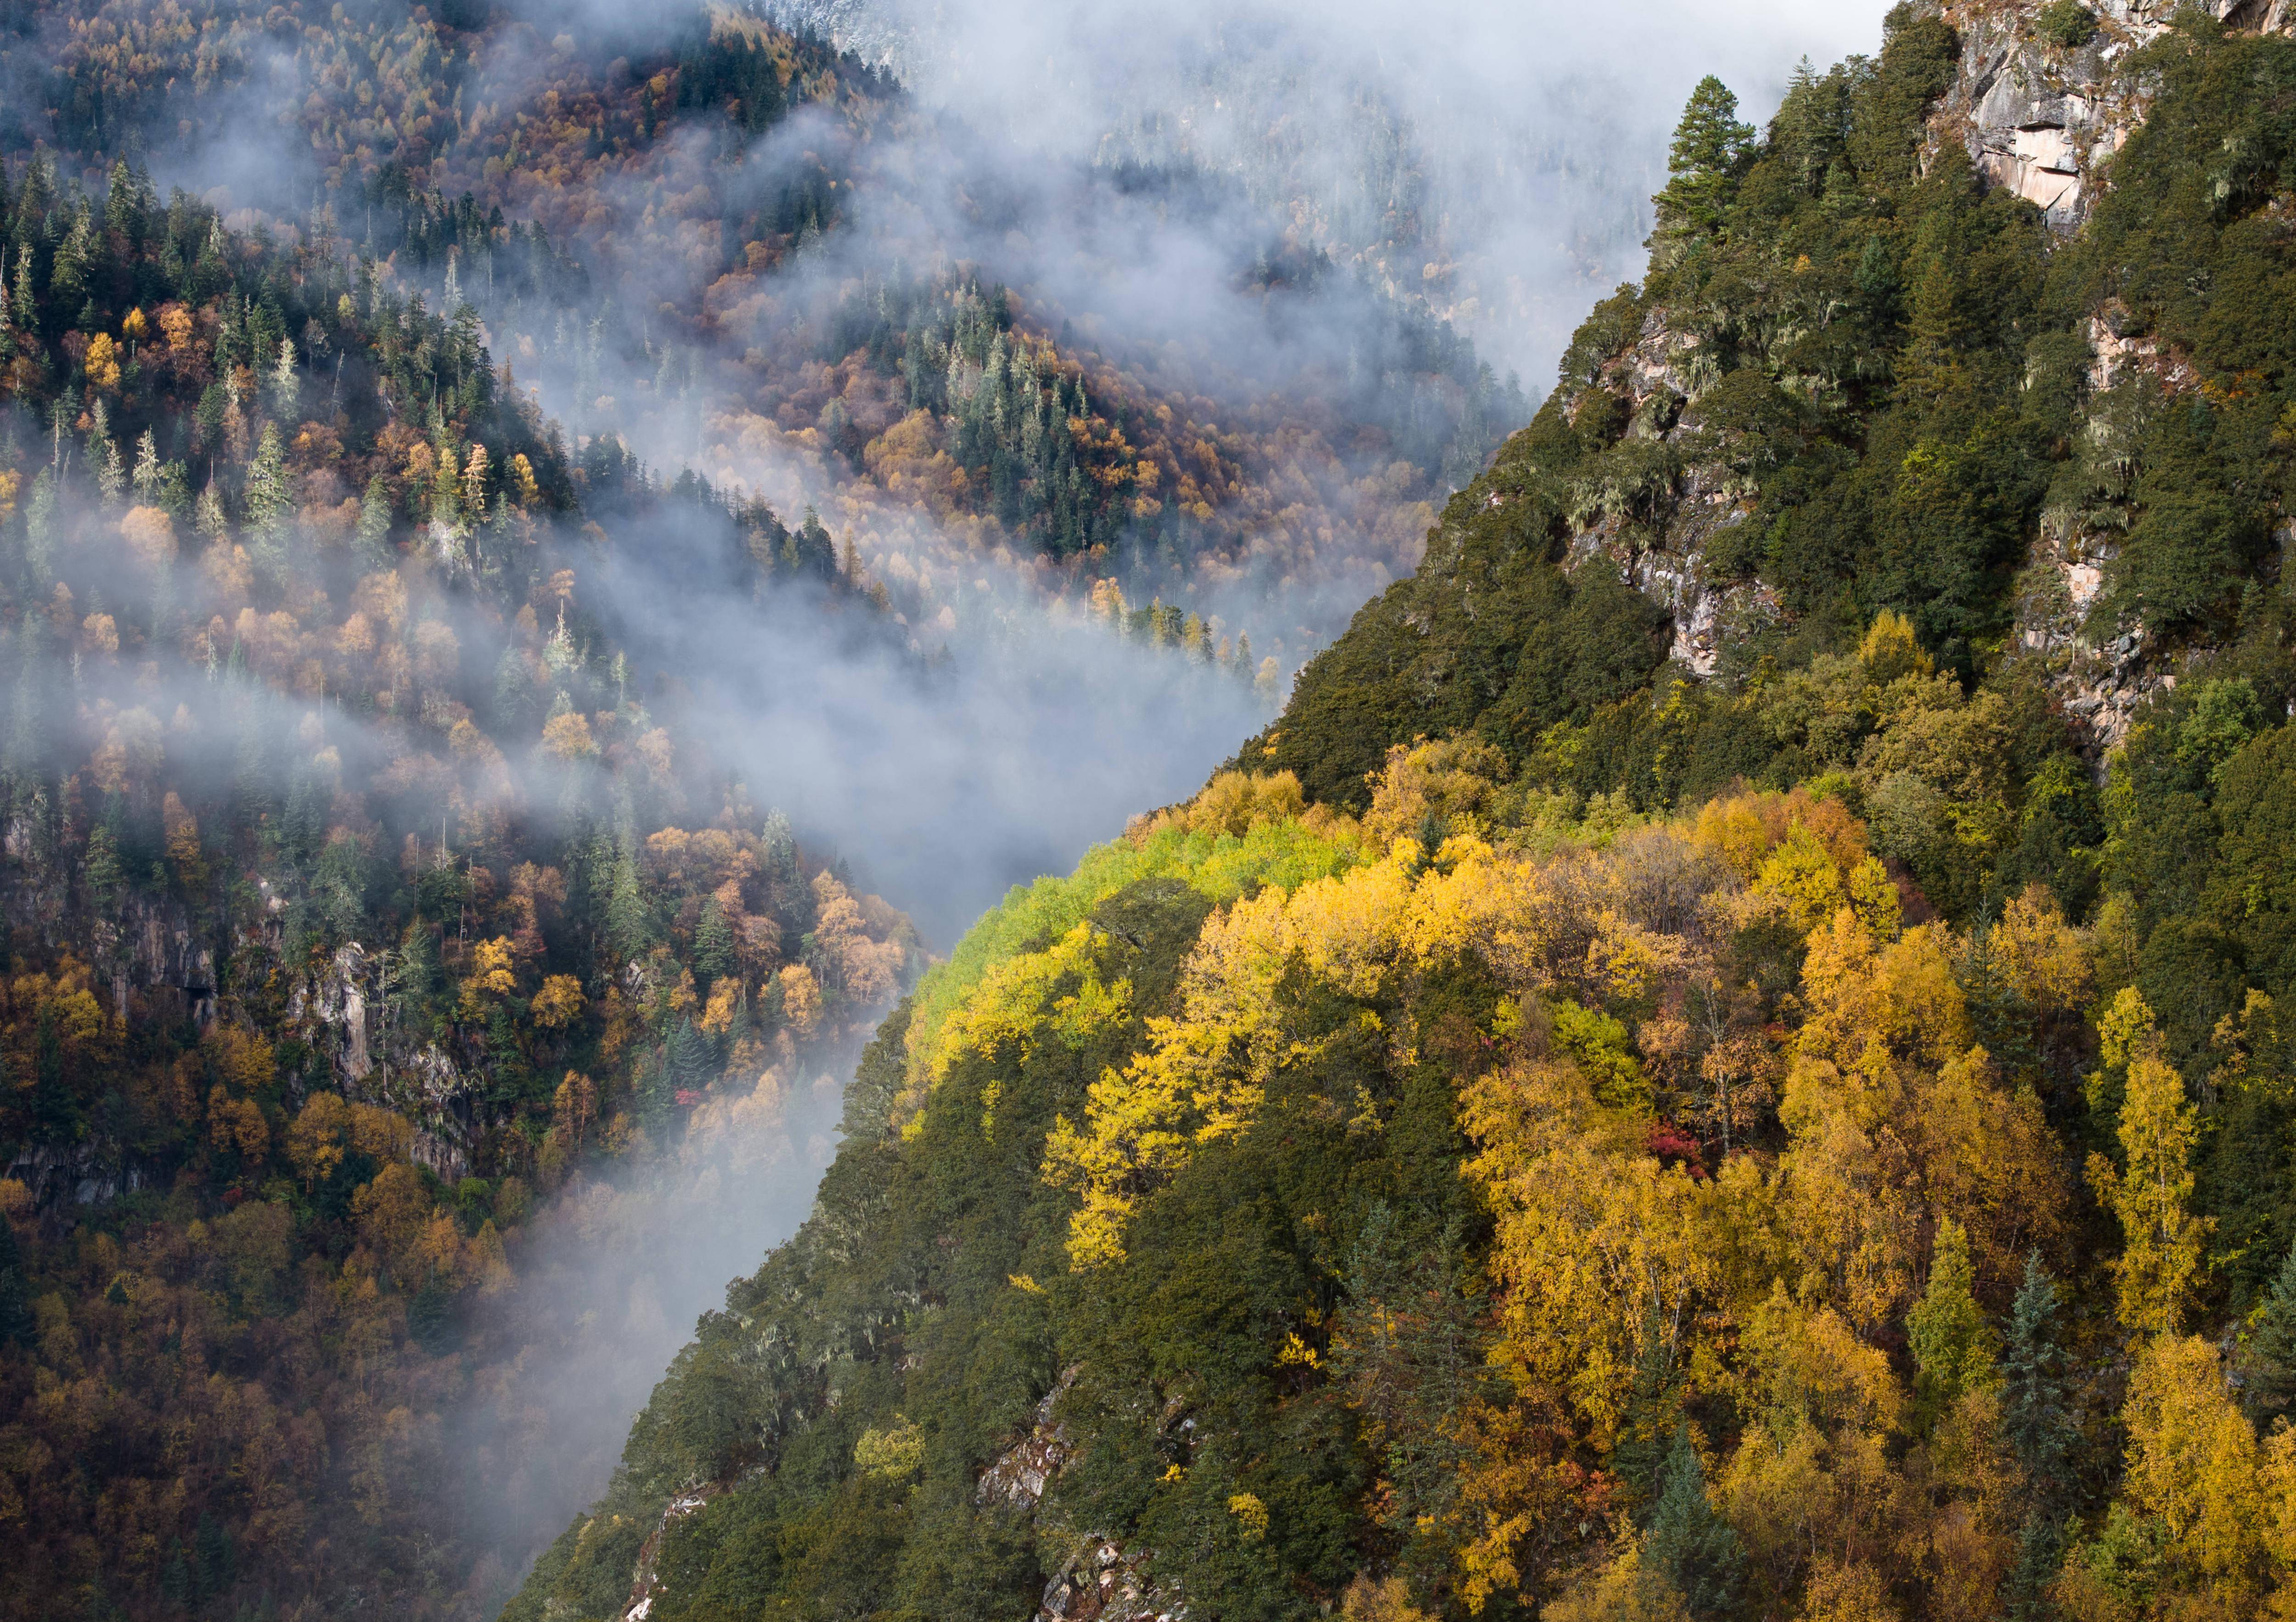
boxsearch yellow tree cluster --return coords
[1002,747,2245,1616]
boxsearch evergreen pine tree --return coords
[244,423,293,583]
[393,917,442,1030]
[29,1001,77,1148]
[2241,1241,2296,1424]
[0,1119,30,1348]
[1642,1425,1744,1618]
[605,839,649,966]
[192,1513,235,1601]
[10,245,34,332]
[84,822,125,915]
[2000,1252,2077,1617]
[2003,1512,2068,1622]
[131,429,160,505]
[92,405,125,505]
[48,204,93,311]
[694,897,737,986]
[1909,1216,1998,1428]
[1612,1304,1681,1513]
[195,480,228,542]
[311,831,367,941]
[665,1017,712,1096]
[23,468,56,582]
[2003,1252,2071,1483]
[102,158,136,236]
[355,474,393,567]
[1652,77,1754,255]
[266,336,298,420]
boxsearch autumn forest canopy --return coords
[8,1,2296,1621]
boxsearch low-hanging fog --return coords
[425,0,1904,941]
[762,0,1900,382]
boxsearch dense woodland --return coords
[502,7,2296,1622]
[0,0,1364,1610]
[0,125,933,1618]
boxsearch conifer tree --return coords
[131,429,161,506]
[0,1189,33,1349]
[665,1017,712,1095]
[267,336,298,419]
[392,917,442,1031]
[23,468,56,582]
[1642,1426,1743,1618]
[1652,77,1754,255]
[91,404,124,504]
[2003,1253,2072,1487]
[10,245,33,332]
[695,897,737,986]
[1910,1216,1999,1427]
[244,423,294,583]
[355,475,393,567]
[1998,1251,2078,1613]
[605,839,649,966]
[102,158,136,236]
[2240,1241,2296,1424]
[195,481,229,542]
[1612,1304,1682,1511]
[29,1002,75,1147]
[49,204,93,312]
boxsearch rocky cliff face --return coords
[1960,0,2293,746]
[1940,0,2290,233]
[0,842,487,1198]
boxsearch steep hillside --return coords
[506,6,2296,1622]
[1238,0,2296,926]
[0,150,929,1616]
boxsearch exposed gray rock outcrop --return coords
[1038,1538,1185,1622]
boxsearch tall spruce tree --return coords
[694,897,737,986]
[1643,1426,1744,1618]
[0,1194,33,1349]
[1652,76,1754,256]
[2001,1253,2077,1616]
[2241,1241,2296,1424]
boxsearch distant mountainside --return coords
[3,0,1528,669]
[503,6,2296,1622]
[0,133,940,1615]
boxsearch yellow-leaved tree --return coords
[2120,1335,2265,1588]
[2086,990,2208,1337]
[1778,912,2063,1334]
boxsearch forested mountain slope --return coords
[0,136,929,1619]
[4,0,1524,667]
[507,5,2296,1621]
